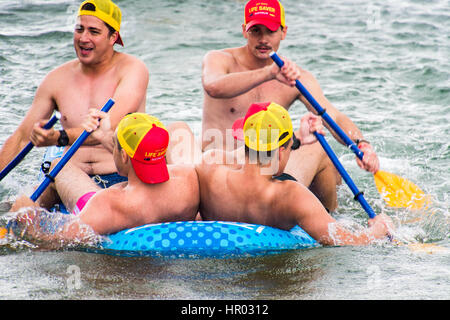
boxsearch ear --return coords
[277,145,290,172]
[110,31,119,45]
[120,149,129,164]
[278,146,285,162]
[242,24,248,39]
[281,26,288,40]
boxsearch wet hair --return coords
[115,134,122,152]
[244,131,292,165]
[80,3,116,36]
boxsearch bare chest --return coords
[53,72,119,128]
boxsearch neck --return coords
[243,157,278,179]
[126,168,145,186]
[80,50,116,75]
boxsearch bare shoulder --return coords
[114,52,148,75]
[202,48,242,69]
[41,59,78,82]
[167,165,200,196]
[298,68,322,90]
[88,187,119,205]
[169,164,198,180]
[203,49,234,63]
[116,52,146,67]
[31,59,79,102]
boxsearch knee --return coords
[319,151,341,186]
[166,122,201,165]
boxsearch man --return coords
[9,112,199,243]
[195,102,393,246]
[0,0,149,206]
[199,0,380,211]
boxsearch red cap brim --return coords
[115,33,124,46]
[131,158,169,184]
[245,19,280,32]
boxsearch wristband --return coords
[57,129,69,147]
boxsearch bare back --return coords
[196,150,298,230]
[80,165,200,235]
[195,149,339,245]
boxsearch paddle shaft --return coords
[315,132,376,218]
[0,113,60,182]
[30,99,115,201]
[270,52,364,161]
[269,52,377,218]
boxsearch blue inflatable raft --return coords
[41,147,319,258]
[98,221,318,258]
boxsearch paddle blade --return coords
[0,227,7,239]
[374,170,431,209]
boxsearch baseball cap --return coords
[232,102,293,151]
[78,0,124,46]
[244,0,286,32]
[117,113,169,184]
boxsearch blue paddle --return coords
[0,113,60,182]
[269,52,376,218]
[314,132,376,218]
[30,99,115,201]
[270,52,364,158]
[270,51,429,210]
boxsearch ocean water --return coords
[0,0,449,300]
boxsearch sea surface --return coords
[0,0,449,300]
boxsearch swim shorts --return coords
[72,191,96,215]
[90,173,128,189]
[273,172,298,182]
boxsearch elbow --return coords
[203,82,221,98]
[203,81,229,99]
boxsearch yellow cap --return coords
[78,0,123,46]
[117,113,170,184]
[232,102,293,151]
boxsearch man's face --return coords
[243,24,287,59]
[73,15,115,65]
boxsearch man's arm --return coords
[8,197,101,248]
[8,190,117,245]
[286,184,393,245]
[202,50,302,99]
[202,50,274,99]
[0,74,57,171]
[296,70,380,173]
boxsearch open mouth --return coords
[79,45,94,56]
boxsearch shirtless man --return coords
[197,0,380,211]
[195,102,393,246]
[0,0,149,205]
[9,112,199,243]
